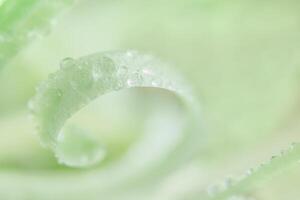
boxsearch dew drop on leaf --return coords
[246,168,254,175]
[224,176,234,188]
[127,79,135,87]
[142,68,154,75]
[92,66,102,81]
[151,79,161,87]
[126,50,134,57]
[117,65,129,76]
[60,57,75,69]
[101,57,116,76]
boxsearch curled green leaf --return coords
[29,50,202,172]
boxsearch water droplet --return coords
[113,81,123,90]
[271,155,277,160]
[60,57,75,69]
[102,57,116,76]
[127,79,135,87]
[126,51,134,57]
[142,68,154,75]
[127,71,143,86]
[92,66,102,81]
[289,143,296,150]
[151,79,161,87]
[246,168,254,175]
[117,65,128,76]
[224,177,234,188]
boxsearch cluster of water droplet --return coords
[207,178,256,200]
[206,165,262,199]
[29,50,197,168]
[207,176,237,197]
[111,50,185,93]
[205,143,300,200]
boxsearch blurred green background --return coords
[1,0,300,199]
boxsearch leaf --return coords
[0,0,74,68]
[25,50,203,197]
[188,143,300,200]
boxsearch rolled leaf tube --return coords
[0,0,74,68]
[27,50,203,196]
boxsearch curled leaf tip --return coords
[29,50,202,168]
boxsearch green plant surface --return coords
[0,0,73,68]
[0,50,203,199]
[30,50,201,167]
[1,0,300,200]
[184,143,300,200]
